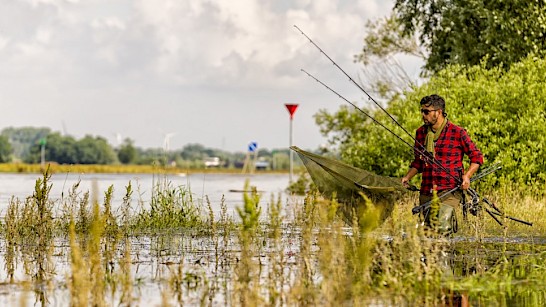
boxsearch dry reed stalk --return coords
[89,191,106,307]
[118,237,134,306]
[233,184,263,306]
[68,220,90,306]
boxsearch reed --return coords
[68,219,90,306]
[4,196,19,283]
[115,236,133,306]
[265,193,285,306]
[89,196,106,306]
[232,182,263,306]
[0,170,545,305]
[132,176,204,232]
[287,191,319,305]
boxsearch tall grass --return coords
[131,177,204,232]
[0,168,545,305]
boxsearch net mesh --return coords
[291,146,409,223]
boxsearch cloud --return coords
[0,0,398,151]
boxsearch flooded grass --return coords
[0,169,545,306]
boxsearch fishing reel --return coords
[462,188,481,217]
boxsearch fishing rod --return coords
[294,25,462,186]
[296,26,532,227]
[411,163,501,214]
[411,164,532,226]
[301,68,459,189]
[294,25,415,143]
[301,69,417,152]
[301,68,459,187]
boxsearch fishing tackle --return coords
[295,25,532,227]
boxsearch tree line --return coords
[0,127,295,170]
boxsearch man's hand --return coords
[402,167,418,188]
[461,174,471,190]
[461,163,480,190]
[401,176,410,188]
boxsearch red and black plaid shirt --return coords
[410,121,483,196]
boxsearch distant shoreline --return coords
[0,163,293,175]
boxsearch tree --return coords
[355,16,425,100]
[180,143,207,160]
[390,0,546,73]
[76,135,118,164]
[0,135,13,163]
[1,127,50,161]
[25,132,78,164]
[117,138,138,164]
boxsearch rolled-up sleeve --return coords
[461,129,483,165]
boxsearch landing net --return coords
[291,146,409,223]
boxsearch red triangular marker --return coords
[285,104,299,119]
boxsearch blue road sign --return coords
[248,142,258,152]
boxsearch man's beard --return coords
[424,114,438,127]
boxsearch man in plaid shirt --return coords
[402,94,483,234]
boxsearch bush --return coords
[316,55,546,194]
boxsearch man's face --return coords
[420,105,440,126]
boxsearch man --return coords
[401,94,483,235]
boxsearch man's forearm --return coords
[465,163,480,179]
[402,167,418,183]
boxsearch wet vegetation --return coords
[0,168,544,306]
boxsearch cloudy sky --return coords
[0,0,420,152]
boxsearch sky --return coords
[0,0,422,153]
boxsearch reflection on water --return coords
[1,233,545,306]
[447,240,546,306]
[0,172,292,217]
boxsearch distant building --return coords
[255,158,270,170]
[204,157,221,168]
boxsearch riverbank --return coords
[0,163,296,175]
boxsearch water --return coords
[0,171,300,305]
[1,172,546,306]
[0,172,293,217]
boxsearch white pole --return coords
[289,116,293,183]
[284,103,298,184]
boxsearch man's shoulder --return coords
[446,121,465,133]
[416,125,427,133]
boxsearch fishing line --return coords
[301,69,416,151]
[300,69,460,185]
[293,25,414,140]
[294,25,461,185]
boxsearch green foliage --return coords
[117,138,138,164]
[316,55,546,193]
[76,135,118,164]
[1,126,50,160]
[1,127,301,169]
[132,178,203,231]
[25,132,78,164]
[237,182,262,232]
[0,135,13,163]
[25,132,117,165]
[393,0,546,73]
[358,16,422,65]
[286,171,316,195]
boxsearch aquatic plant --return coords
[131,177,204,232]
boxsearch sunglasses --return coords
[420,108,439,115]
